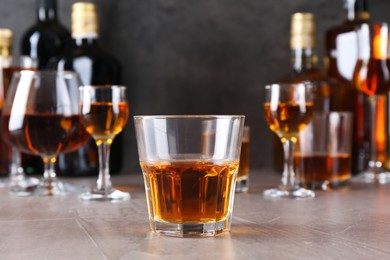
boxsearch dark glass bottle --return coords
[49,2,122,176]
[273,13,331,172]
[20,0,72,175]
[21,0,72,69]
[324,0,370,174]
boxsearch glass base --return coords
[151,218,229,237]
[235,177,249,193]
[353,170,390,184]
[35,178,89,196]
[79,189,131,201]
[263,187,315,199]
[0,176,40,196]
[299,179,350,191]
[9,177,40,196]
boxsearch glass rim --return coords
[15,69,79,77]
[79,85,127,90]
[134,115,245,120]
[313,111,353,116]
[265,82,314,90]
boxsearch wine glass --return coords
[263,83,315,198]
[1,70,91,196]
[0,56,40,195]
[353,23,390,183]
[78,85,130,201]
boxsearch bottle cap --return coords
[0,29,12,49]
[290,12,315,49]
[36,0,57,10]
[72,2,99,39]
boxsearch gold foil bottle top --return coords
[290,12,315,49]
[72,2,99,39]
[0,28,12,56]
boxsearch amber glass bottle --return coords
[273,13,330,172]
[0,29,13,176]
[325,0,370,174]
[353,23,390,180]
[49,2,122,176]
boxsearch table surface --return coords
[1,170,390,260]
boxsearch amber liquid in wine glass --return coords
[263,83,315,199]
[79,86,130,201]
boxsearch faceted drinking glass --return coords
[134,115,245,237]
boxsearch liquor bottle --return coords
[324,0,370,174]
[20,0,72,69]
[19,0,71,175]
[273,13,330,172]
[49,2,122,176]
[0,29,13,176]
[353,23,390,180]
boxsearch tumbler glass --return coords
[294,112,353,190]
[134,115,245,237]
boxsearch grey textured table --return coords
[1,170,390,259]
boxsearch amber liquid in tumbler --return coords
[264,102,313,139]
[80,102,129,142]
[2,114,90,156]
[294,153,351,189]
[140,161,239,224]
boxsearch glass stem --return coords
[280,138,297,190]
[96,141,112,195]
[368,96,380,168]
[43,156,57,180]
[10,148,25,183]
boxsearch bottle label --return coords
[336,31,358,81]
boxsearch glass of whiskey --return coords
[134,115,245,237]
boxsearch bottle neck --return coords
[345,0,369,22]
[74,36,99,48]
[37,0,58,22]
[291,48,318,73]
[371,25,389,60]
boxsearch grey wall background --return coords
[0,0,390,174]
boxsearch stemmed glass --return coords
[78,85,130,201]
[0,56,40,195]
[1,70,91,196]
[353,23,390,183]
[263,83,315,198]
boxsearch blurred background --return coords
[0,0,390,173]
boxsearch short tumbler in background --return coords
[294,112,353,190]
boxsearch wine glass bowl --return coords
[1,70,91,196]
[78,85,130,201]
[263,83,315,199]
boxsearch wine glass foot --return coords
[263,187,315,199]
[79,189,131,201]
[9,177,40,196]
[34,178,88,196]
[352,168,390,184]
